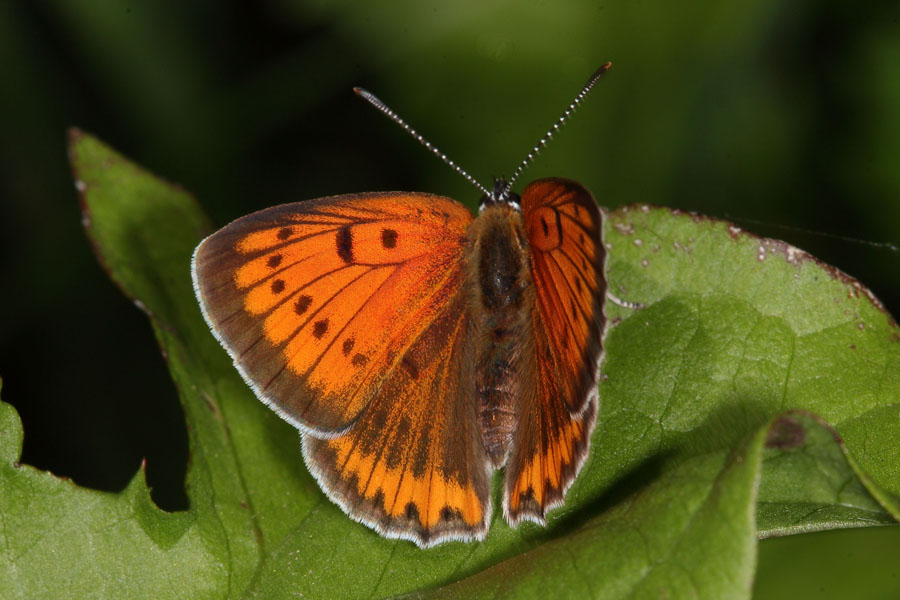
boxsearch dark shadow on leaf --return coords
[671,396,774,457]
[550,450,671,541]
[434,451,672,589]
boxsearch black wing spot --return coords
[520,486,535,503]
[342,337,355,356]
[574,204,581,217]
[267,254,283,268]
[371,489,386,514]
[540,216,549,237]
[401,355,420,379]
[405,502,420,521]
[313,319,329,339]
[337,226,354,263]
[579,232,585,245]
[277,227,293,240]
[352,353,368,367]
[570,299,578,319]
[381,228,398,249]
[295,295,312,315]
[271,279,285,294]
[575,277,583,293]
[440,506,455,522]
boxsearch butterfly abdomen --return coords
[467,205,533,467]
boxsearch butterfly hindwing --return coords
[192,192,474,436]
[302,281,493,547]
[504,178,607,524]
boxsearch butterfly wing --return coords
[193,192,493,546]
[504,178,607,524]
[303,280,493,547]
[191,192,474,435]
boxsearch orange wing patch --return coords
[521,178,606,415]
[192,192,473,435]
[504,177,606,524]
[504,395,596,523]
[302,287,492,547]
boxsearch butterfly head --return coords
[479,177,522,213]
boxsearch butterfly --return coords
[191,63,612,548]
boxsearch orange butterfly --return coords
[192,64,611,548]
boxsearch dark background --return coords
[1,1,898,596]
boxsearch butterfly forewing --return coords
[192,193,474,436]
[504,178,606,524]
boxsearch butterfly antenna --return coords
[354,87,492,198]
[502,62,612,200]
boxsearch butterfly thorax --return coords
[466,203,532,467]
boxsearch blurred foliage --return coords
[0,0,897,596]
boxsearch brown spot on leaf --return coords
[765,416,806,450]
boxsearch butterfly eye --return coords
[526,206,561,251]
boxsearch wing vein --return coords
[535,254,587,356]
[331,260,465,419]
[260,265,386,391]
[545,252,594,325]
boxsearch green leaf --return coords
[0,384,223,599]
[600,205,900,529]
[0,131,896,598]
[418,413,897,599]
